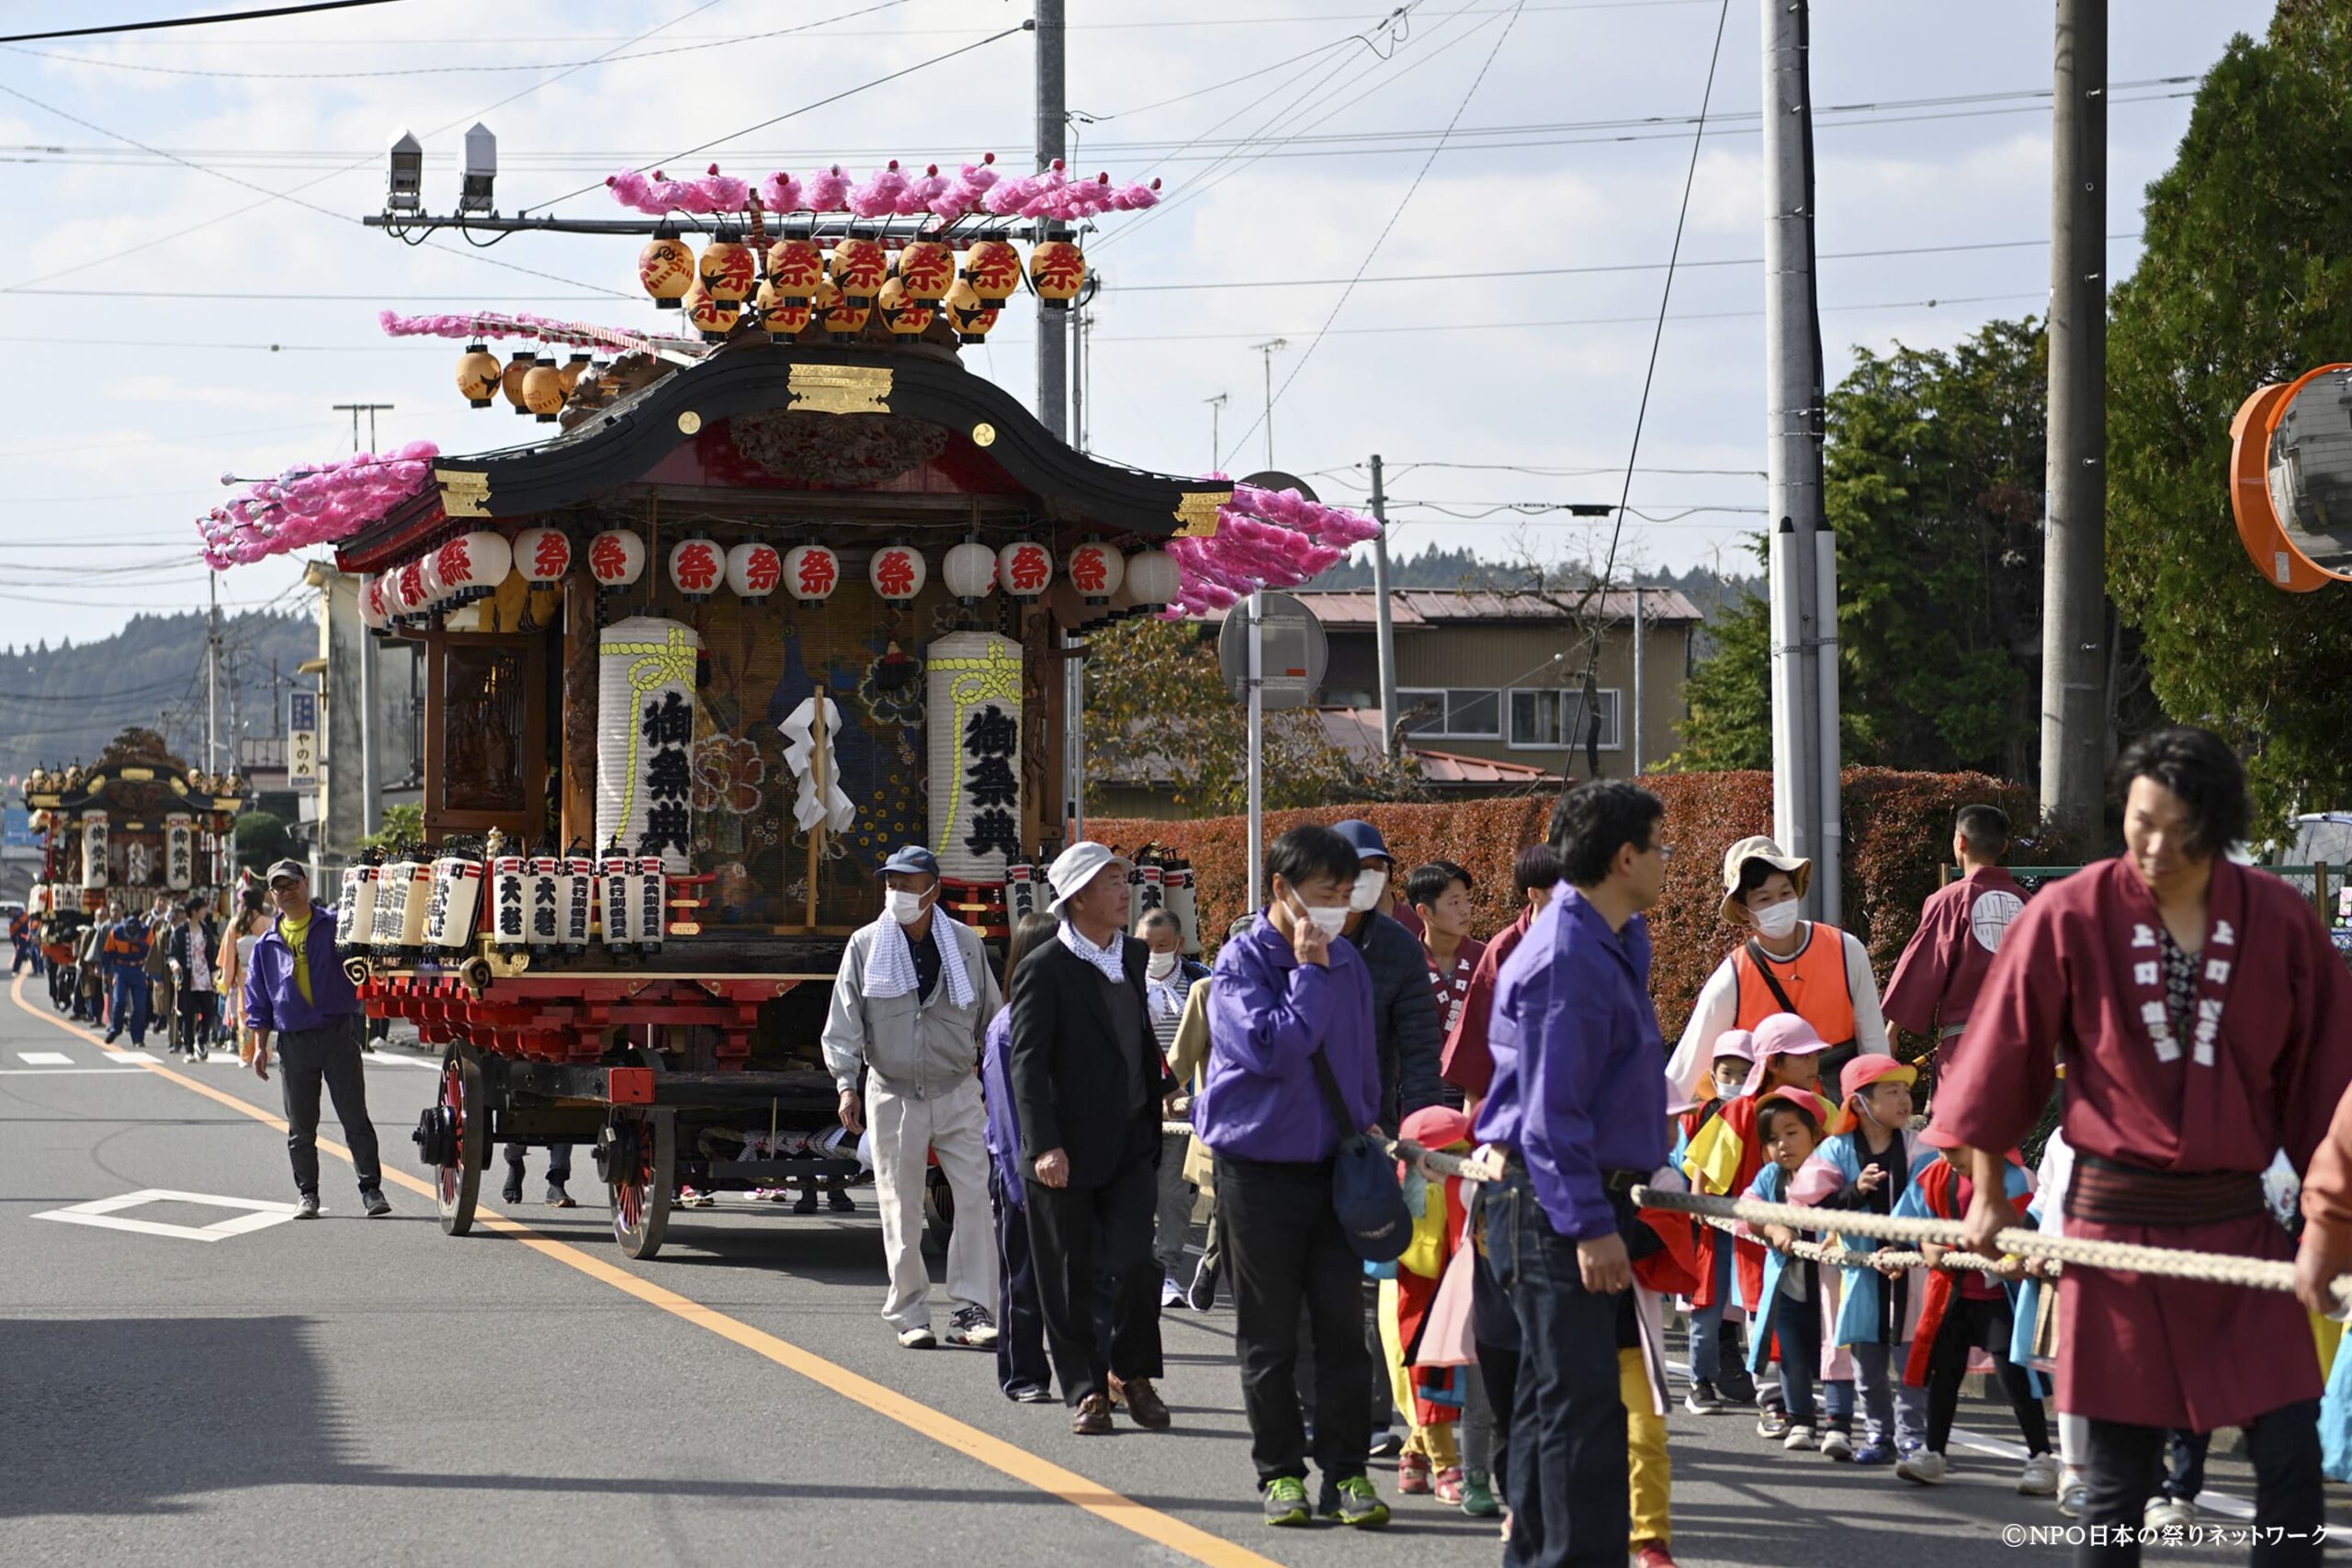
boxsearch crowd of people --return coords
[16,885,283,1064]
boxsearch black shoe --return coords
[828,1186,855,1213]
[361,1189,392,1219]
[793,1188,820,1215]
[1185,1258,1218,1312]
[1369,1430,1404,1459]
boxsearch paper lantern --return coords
[828,237,888,304]
[698,228,756,303]
[357,573,390,629]
[514,525,571,584]
[636,855,668,953]
[764,237,824,299]
[438,530,513,601]
[560,852,596,951]
[725,540,782,600]
[424,854,483,953]
[521,853,560,951]
[924,631,1023,881]
[639,224,694,308]
[596,615,700,875]
[784,543,840,603]
[817,276,868,339]
[81,810,107,890]
[1125,547,1182,606]
[943,277,998,344]
[1028,240,1086,308]
[456,343,501,408]
[587,529,647,589]
[559,352,593,395]
[754,278,813,337]
[997,538,1053,599]
[334,863,378,955]
[667,536,722,602]
[897,240,955,302]
[501,351,533,414]
[601,850,643,951]
[1067,541,1124,604]
[869,543,925,602]
[489,853,529,949]
[876,276,933,336]
[943,539,998,602]
[522,355,565,422]
[961,240,1023,307]
[683,281,740,341]
[415,552,450,615]
[163,814,193,891]
[374,854,428,954]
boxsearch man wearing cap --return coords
[1665,836,1889,1117]
[1329,821,1444,1133]
[244,861,390,1220]
[822,845,1002,1351]
[1882,805,2030,1080]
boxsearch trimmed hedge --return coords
[1091,767,2040,1043]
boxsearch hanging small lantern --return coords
[683,281,741,342]
[828,237,888,306]
[515,525,571,584]
[896,241,955,303]
[869,543,925,602]
[943,539,998,603]
[961,240,1023,307]
[754,277,813,337]
[764,237,824,301]
[522,355,566,422]
[698,224,756,304]
[559,352,593,395]
[357,573,390,630]
[587,528,647,589]
[997,538,1053,599]
[639,220,694,309]
[818,276,868,340]
[876,276,933,337]
[1067,540,1124,605]
[388,559,425,623]
[456,342,501,408]
[1124,547,1182,607]
[417,549,452,614]
[667,536,722,602]
[1028,241,1086,309]
[501,351,534,415]
[438,530,514,603]
[943,278,998,344]
[783,543,840,603]
[725,540,782,600]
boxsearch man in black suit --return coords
[1010,840,1176,1436]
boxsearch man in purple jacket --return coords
[245,860,389,1220]
[1199,823,1388,1531]
[1477,780,1670,1567]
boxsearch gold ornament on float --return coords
[456,343,502,408]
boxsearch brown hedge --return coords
[1091,767,2040,1043]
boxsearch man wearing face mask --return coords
[822,845,1004,1351]
[1329,821,1445,1129]
[1665,835,1889,1121]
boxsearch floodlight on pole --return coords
[386,128,423,215]
[1251,338,1287,471]
[458,122,497,215]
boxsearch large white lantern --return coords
[164,813,193,891]
[587,528,647,589]
[784,543,840,603]
[667,536,722,603]
[357,574,390,630]
[1125,547,1182,607]
[81,809,107,890]
[925,631,1023,880]
[869,543,926,602]
[725,541,782,601]
[996,538,1053,600]
[1066,541,1124,604]
[438,530,514,602]
[389,559,428,621]
[595,615,699,874]
[515,525,571,583]
[416,550,451,613]
[943,539,998,603]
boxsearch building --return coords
[298,563,423,883]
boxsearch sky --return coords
[0,0,2281,650]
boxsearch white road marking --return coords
[31,1188,306,1243]
[0,1066,150,1076]
[100,1049,141,1061]
[364,1052,438,1068]
[16,1052,76,1066]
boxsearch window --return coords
[1398,687,1501,739]
[1508,687,1622,751]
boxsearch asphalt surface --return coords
[0,969,2329,1566]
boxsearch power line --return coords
[0,0,411,46]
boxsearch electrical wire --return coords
[0,0,411,46]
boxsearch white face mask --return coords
[1300,901,1350,938]
[1348,869,1387,912]
[1147,950,1179,980]
[884,887,931,926]
[1751,899,1802,941]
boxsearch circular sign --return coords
[1216,591,1328,712]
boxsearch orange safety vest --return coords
[1729,922,1858,1047]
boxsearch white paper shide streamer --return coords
[924,631,1023,881]
[595,615,700,875]
[778,694,855,835]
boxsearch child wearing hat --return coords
[1385,1105,1496,1515]
[1734,1087,1851,1455]
[1674,1029,1760,1416]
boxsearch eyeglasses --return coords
[1648,842,1675,862]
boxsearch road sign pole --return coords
[1246,588,1264,910]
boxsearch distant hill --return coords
[1305,543,1761,630]
[0,610,316,785]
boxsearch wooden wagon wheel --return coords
[433,1043,486,1236]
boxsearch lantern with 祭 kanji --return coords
[639,222,694,309]
[896,241,955,303]
[754,277,813,337]
[997,539,1053,599]
[943,539,997,603]
[1067,540,1123,605]
[416,552,452,618]
[764,237,823,302]
[456,343,501,408]
[358,573,390,631]
[942,278,998,344]
[588,528,647,589]
[876,276,933,337]
[961,240,1023,307]
[725,541,781,601]
[667,536,722,603]
[828,237,888,306]
[698,225,756,304]
[438,530,514,603]
[683,281,741,342]
[817,276,868,341]
[869,543,925,602]
[514,525,571,584]
[1027,241,1086,309]
[784,543,840,603]
[389,558,426,623]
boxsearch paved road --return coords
[0,972,2324,1565]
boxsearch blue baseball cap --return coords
[879,845,940,878]
[1330,820,1393,863]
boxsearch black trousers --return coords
[2078,1402,2322,1568]
[1218,1151,1370,1489]
[1293,1285,1394,1436]
[177,988,216,1050]
[1923,1293,2047,1455]
[1023,1115,1162,1406]
[277,1019,382,1198]
[993,1163,1053,1396]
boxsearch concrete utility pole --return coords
[206,574,222,772]
[1632,583,1645,777]
[1762,0,1839,921]
[1204,393,1227,474]
[1368,454,1399,758]
[1034,0,1067,442]
[2040,0,2109,840]
[1251,338,1287,470]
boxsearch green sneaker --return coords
[1325,1474,1390,1529]
[1261,1476,1312,1528]
[1459,1471,1500,1517]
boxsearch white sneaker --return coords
[2143,1496,2197,1531]
[2018,1452,2061,1496]
[1782,1423,1816,1452]
[1819,1427,1855,1461]
[896,1325,937,1349]
[1895,1449,1949,1485]
[2058,1476,2088,1518]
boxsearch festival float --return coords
[197,154,1379,1256]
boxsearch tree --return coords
[1673,317,2051,776]
[232,810,295,872]
[360,803,424,852]
[2107,5,2352,829]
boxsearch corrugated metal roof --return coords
[1317,709,1555,785]
[1249,588,1703,626]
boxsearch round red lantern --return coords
[514,525,571,584]
[783,543,840,603]
[438,530,514,602]
[1067,541,1124,604]
[667,536,722,602]
[587,529,647,589]
[725,541,782,601]
[943,540,997,603]
[639,222,694,309]
[868,543,925,602]
[698,227,756,304]
[997,539,1053,600]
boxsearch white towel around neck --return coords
[863,911,975,1009]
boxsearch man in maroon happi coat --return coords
[1882,803,2030,1074]
[1935,728,2352,1567]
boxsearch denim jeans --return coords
[1687,1237,1731,1382]
[107,969,149,1043]
[1851,1338,1926,1450]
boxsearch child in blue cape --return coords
[1736,1088,1852,1457]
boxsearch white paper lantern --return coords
[588,528,647,589]
[1125,547,1182,606]
[943,539,998,602]
[725,541,782,600]
[338,864,379,954]
[784,543,841,603]
[1066,541,1124,604]
[357,574,390,630]
[924,631,1023,881]
[438,530,513,601]
[80,809,107,890]
[424,855,484,952]
[418,549,451,608]
[489,854,529,947]
[996,538,1053,600]
[525,853,563,950]
[515,525,571,583]
[390,558,428,620]
[560,852,596,950]
[869,543,926,602]
[164,813,194,892]
[595,615,700,875]
[667,536,723,602]
[637,855,669,953]
[600,851,642,948]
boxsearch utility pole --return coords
[1034,0,1067,442]
[1368,454,1399,758]
[1762,0,1838,921]
[1251,339,1287,470]
[2041,0,2109,840]
[1204,393,1227,474]
[205,574,222,773]
[1632,583,1645,776]
[333,401,394,452]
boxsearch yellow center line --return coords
[7,976,1282,1568]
